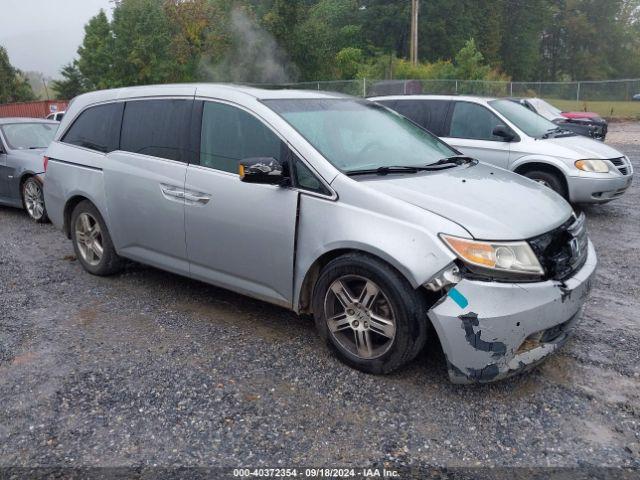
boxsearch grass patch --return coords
[544,99,640,121]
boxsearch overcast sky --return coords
[1,0,114,78]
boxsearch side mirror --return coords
[492,125,515,142]
[239,157,289,186]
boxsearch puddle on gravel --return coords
[541,355,639,409]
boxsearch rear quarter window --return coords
[61,103,123,153]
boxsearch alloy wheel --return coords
[75,213,104,266]
[534,178,551,188]
[324,275,396,359]
[23,180,45,220]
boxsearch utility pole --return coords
[410,0,419,65]
[42,75,50,100]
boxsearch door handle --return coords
[183,191,211,205]
[160,184,185,201]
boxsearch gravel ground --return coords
[1,124,639,473]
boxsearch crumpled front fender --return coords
[428,241,597,383]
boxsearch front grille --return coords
[609,157,630,176]
[528,213,589,281]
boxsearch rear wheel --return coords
[523,169,567,199]
[22,177,48,223]
[70,200,123,276]
[312,253,428,374]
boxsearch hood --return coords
[540,135,623,160]
[562,111,601,120]
[358,162,572,240]
[8,148,47,173]
[9,147,46,159]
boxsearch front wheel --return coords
[22,177,48,223]
[312,253,428,374]
[523,170,568,199]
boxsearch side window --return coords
[200,102,282,174]
[120,99,192,162]
[381,100,451,136]
[388,100,428,130]
[293,158,329,195]
[375,100,397,111]
[448,102,503,141]
[62,103,123,153]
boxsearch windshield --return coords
[489,99,559,138]
[531,99,562,119]
[1,122,57,150]
[263,99,457,171]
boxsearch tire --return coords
[523,169,568,199]
[70,200,123,276]
[312,253,428,374]
[22,177,49,223]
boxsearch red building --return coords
[0,100,68,118]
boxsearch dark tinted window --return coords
[390,99,450,136]
[200,102,282,173]
[449,102,503,140]
[62,103,123,153]
[120,99,192,161]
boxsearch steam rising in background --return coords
[200,8,299,85]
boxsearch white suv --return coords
[371,95,633,203]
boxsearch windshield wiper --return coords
[429,155,476,166]
[541,127,575,139]
[346,166,429,176]
[346,157,475,176]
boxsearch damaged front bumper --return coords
[428,241,597,384]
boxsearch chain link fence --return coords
[250,78,640,118]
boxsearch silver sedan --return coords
[0,118,57,222]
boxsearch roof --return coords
[205,84,347,100]
[72,83,347,106]
[0,117,59,125]
[369,94,499,102]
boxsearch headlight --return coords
[440,234,544,279]
[575,159,609,173]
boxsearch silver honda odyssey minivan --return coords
[44,84,596,383]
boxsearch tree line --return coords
[0,46,36,104]
[2,0,640,103]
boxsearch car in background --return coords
[0,118,57,222]
[44,84,596,383]
[513,98,607,141]
[633,94,640,101]
[371,95,632,203]
[46,111,65,122]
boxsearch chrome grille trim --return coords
[609,156,631,176]
[528,212,589,281]
[568,212,588,269]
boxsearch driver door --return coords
[185,101,299,307]
[441,101,511,169]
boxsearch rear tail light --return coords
[43,156,49,172]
